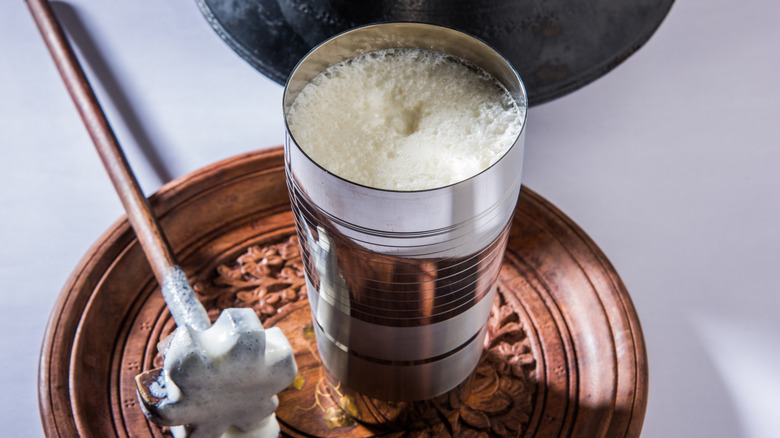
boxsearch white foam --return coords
[287,48,524,191]
[158,309,297,437]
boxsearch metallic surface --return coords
[197,0,674,105]
[283,23,527,401]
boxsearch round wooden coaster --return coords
[39,146,647,437]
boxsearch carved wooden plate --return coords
[39,146,647,437]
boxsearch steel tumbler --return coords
[283,22,527,401]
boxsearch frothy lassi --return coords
[286,48,524,191]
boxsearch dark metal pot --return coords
[196,0,674,105]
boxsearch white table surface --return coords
[2,0,778,436]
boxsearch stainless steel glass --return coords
[283,22,527,401]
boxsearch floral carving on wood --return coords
[194,235,306,322]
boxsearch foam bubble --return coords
[287,48,524,191]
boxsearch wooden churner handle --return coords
[27,0,210,331]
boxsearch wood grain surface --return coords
[39,146,647,437]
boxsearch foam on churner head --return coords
[286,48,524,191]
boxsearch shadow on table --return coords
[640,307,743,437]
[50,1,174,185]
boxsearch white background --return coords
[2,0,779,436]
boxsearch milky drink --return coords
[286,48,524,191]
[282,23,527,402]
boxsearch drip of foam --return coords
[287,48,524,191]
